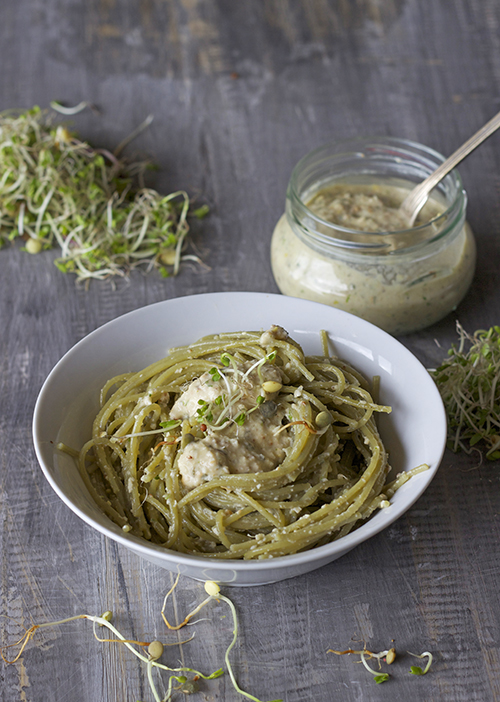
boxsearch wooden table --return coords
[1,1,500,700]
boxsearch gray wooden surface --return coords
[2,1,500,700]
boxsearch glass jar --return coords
[271,137,476,335]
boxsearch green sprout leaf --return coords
[374,674,389,684]
[408,651,433,675]
[160,419,181,430]
[193,204,210,219]
[209,367,222,381]
[220,353,231,367]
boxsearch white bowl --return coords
[33,292,446,586]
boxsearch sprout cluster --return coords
[0,106,208,280]
[431,323,500,459]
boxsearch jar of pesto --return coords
[271,137,476,335]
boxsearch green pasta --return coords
[75,327,404,560]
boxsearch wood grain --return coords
[2,1,500,700]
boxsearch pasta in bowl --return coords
[33,293,446,585]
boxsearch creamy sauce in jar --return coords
[271,181,476,335]
[307,183,434,231]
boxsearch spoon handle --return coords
[400,108,500,226]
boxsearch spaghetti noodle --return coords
[74,326,411,559]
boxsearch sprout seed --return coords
[204,581,220,597]
[315,411,333,428]
[160,250,177,265]
[262,381,282,394]
[98,611,113,625]
[25,238,43,254]
[386,647,396,664]
[180,679,200,694]
[148,640,164,660]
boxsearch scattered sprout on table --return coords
[328,645,396,684]
[408,651,433,675]
[0,105,208,281]
[0,576,282,702]
[328,643,433,684]
[0,608,221,702]
[162,575,283,702]
[431,323,500,459]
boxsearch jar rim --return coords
[287,136,465,254]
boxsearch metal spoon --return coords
[399,109,500,227]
